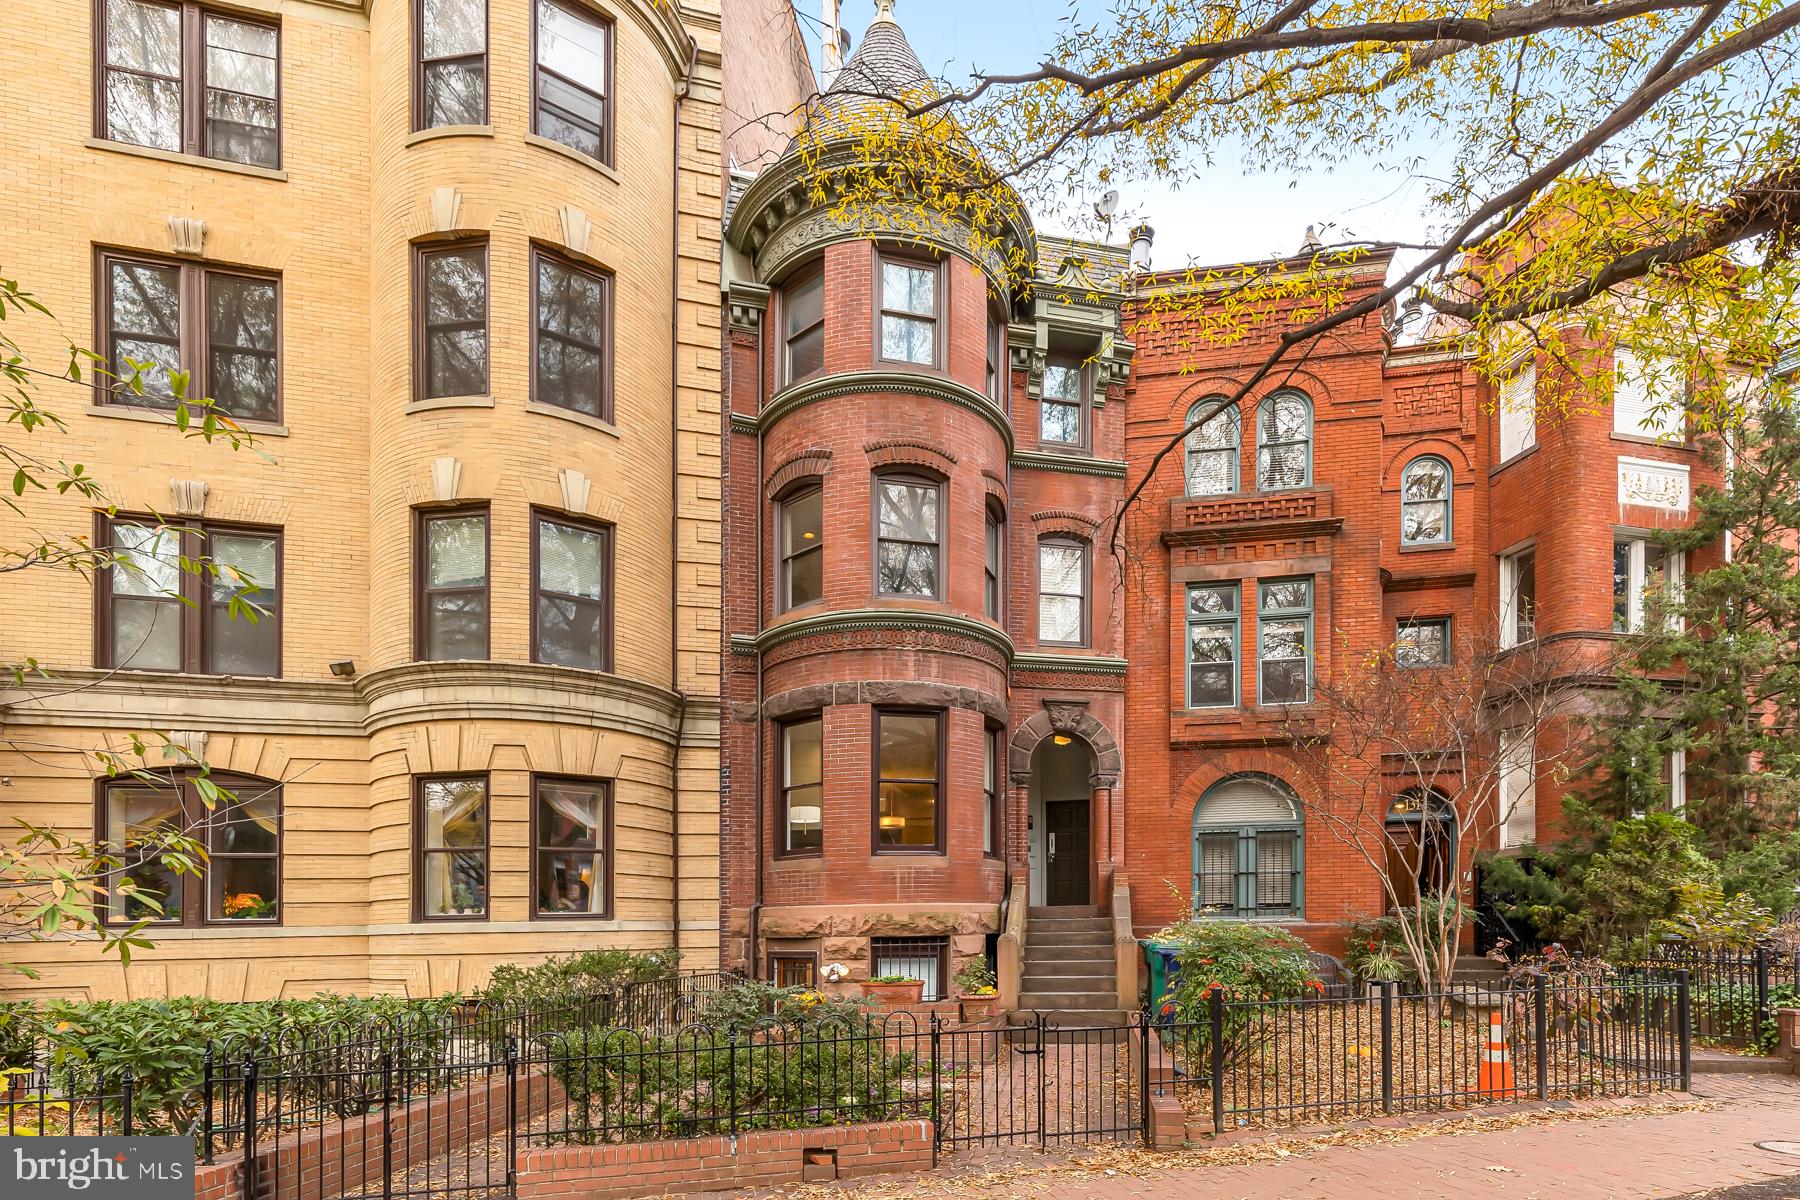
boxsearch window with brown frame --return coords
[877,255,939,366]
[533,248,611,419]
[96,250,281,422]
[986,313,1007,406]
[782,266,825,384]
[533,0,611,163]
[416,242,489,400]
[95,513,281,675]
[532,510,611,670]
[778,484,824,611]
[1039,357,1085,446]
[416,775,489,920]
[778,715,823,856]
[414,0,486,129]
[99,772,282,926]
[97,0,280,167]
[984,724,1004,857]
[873,709,943,853]
[1037,537,1088,646]
[415,507,489,661]
[874,474,941,599]
[984,503,1005,622]
[533,775,610,917]
[769,953,817,988]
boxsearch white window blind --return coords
[1498,729,1536,848]
[1613,348,1683,439]
[1499,365,1537,461]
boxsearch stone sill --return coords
[86,403,288,437]
[523,132,621,183]
[84,137,286,180]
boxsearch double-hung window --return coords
[416,0,487,128]
[878,257,937,366]
[983,725,1003,856]
[533,248,611,419]
[1400,456,1452,545]
[1613,348,1685,440]
[97,251,280,422]
[874,475,941,598]
[533,0,612,164]
[98,515,281,675]
[101,773,282,926]
[1186,583,1239,708]
[1497,729,1536,848]
[417,775,489,919]
[1396,617,1451,668]
[416,507,489,660]
[416,242,489,400]
[1499,364,1537,461]
[533,776,609,917]
[874,709,941,853]
[782,267,825,383]
[99,0,280,168]
[1185,399,1238,496]
[1613,537,1683,633]
[1499,546,1537,648]
[984,505,1005,622]
[1040,358,1084,446]
[533,511,610,670]
[1257,578,1312,704]
[778,485,824,611]
[779,716,823,855]
[1037,539,1087,645]
[986,316,1006,406]
[1256,391,1312,489]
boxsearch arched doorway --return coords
[1029,736,1093,906]
[1385,788,1455,910]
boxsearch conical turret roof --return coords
[802,1,939,143]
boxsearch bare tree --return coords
[1276,631,1598,992]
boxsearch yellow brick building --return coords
[0,0,812,999]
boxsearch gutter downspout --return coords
[749,273,768,982]
[669,35,698,962]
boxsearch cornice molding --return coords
[752,608,1015,660]
[726,281,770,332]
[1012,652,1129,676]
[359,661,684,741]
[0,670,364,735]
[1009,450,1127,479]
[745,370,1015,453]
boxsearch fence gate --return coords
[931,1015,1145,1151]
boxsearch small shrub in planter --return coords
[952,959,999,1022]
[859,976,925,1008]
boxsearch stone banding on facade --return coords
[761,682,1009,726]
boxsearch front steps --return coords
[1013,906,1128,1026]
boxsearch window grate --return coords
[871,936,949,1001]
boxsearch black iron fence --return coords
[0,970,1692,1200]
[1633,944,1800,1048]
[1152,971,1689,1133]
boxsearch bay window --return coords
[1185,583,1239,708]
[533,776,609,917]
[779,716,823,855]
[878,257,938,366]
[874,709,942,853]
[417,775,489,919]
[533,511,610,670]
[1257,578,1313,704]
[875,475,941,598]
[416,507,489,660]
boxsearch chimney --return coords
[1128,222,1155,273]
[821,0,843,89]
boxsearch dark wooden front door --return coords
[1045,798,1090,906]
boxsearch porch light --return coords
[1052,734,1073,746]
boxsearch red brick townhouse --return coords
[717,5,1715,1014]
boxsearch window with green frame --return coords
[1185,582,1239,708]
[1257,578,1312,704]
[1192,774,1304,918]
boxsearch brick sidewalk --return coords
[736,1075,1800,1200]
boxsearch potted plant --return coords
[451,883,477,916]
[858,974,925,1008]
[953,959,1000,1022]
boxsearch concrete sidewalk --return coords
[741,1075,1800,1200]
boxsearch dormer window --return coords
[1040,357,1085,447]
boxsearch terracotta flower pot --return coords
[859,979,925,1009]
[959,994,999,1023]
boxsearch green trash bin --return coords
[1142,939,1181,1017]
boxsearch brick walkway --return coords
[738,1075,1800,1200]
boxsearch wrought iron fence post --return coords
[505,1036,519,1192]
[202,1044,215,1164]
[1379,981,1395,1116]
[120,1068,133,1136]
[241,1055,258,1200]
[727,1032,739,1135]
[928,1013,941,1166]
[1138,1013,1152,1148]
[1677,969,1692,1091]
[1756,946,1772,1040]
[380,1050,394,1200]
[1208,989,1225,1136]
[1036,1013,1047,1148]
[1534,974,1549,1101]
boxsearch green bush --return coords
[1148,918,1320,1074]
[1720,831,1800,916]
[477,948,680,1010]
[690,980,875,1038]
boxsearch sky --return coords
[792,0,1442,272]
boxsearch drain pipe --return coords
[668,34,698,962]
[748,289,768,980]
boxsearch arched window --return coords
[1400,456,1452,545]
[1184,398,1239,496]
[1192,774,1303,918]
[1256,390,1312,490]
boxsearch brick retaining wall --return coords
[514,1120,935,1199]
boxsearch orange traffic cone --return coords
[1477,1009,1517,1097]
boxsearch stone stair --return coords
[1013,906,1128,1027]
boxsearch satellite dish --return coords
[1093,190,1120,222]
